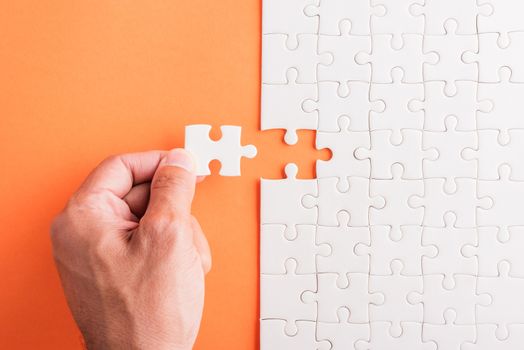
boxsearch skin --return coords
[50,149,211,350]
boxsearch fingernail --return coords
[163,149,195,172]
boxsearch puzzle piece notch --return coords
[410,0,493,34]
[261,69,318,145]
[423,19,479,96]
[302,177,385,226]
[369,260,424,337]
[355,34,438,83]
[315,116,372,191]
[355,129,438,180]
[184,125,257,176]
[302,273,384,323]
[355,225,437,275]
[260,259,316,335]
[477,261,524,339]
[262,33,333,84]
[422,212,477,289]
[305,0,385,35]
[261,163,318,238]
[260,224,331,274]
[303,81,384,132]
[423,116,478,193]
[317,211,370,287]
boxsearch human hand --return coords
[51,149,212,350]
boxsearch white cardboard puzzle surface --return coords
[261,1,524,349]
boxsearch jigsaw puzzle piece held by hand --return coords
[260,259,316,335]
[261,319,331,350]
[261,164,318,239]
[184,124,256,176]
[261,69,318,145]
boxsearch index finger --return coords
[78,150,167,198]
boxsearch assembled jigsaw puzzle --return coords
[261,0,524,348]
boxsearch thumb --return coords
[143,149,197,226]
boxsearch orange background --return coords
[0,1,327,348]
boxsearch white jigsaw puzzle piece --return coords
[368,260,423,337]
[302,177,385,227]
[316,212,370,287]
[262,33,333,84]
[317,309,370,350]
[463,324,524,350]
[260,259,316,335]
[302,273,384,323]
[260,224,330,274]
[261,164,317,238]
[261,69,318,145]
[303,81,384,132]
[407,274,491,325]
[261,319,331,350]
[422,309,476,350]
[422,212,477,289]
[356,34,437,83]
[355,225,437,276]
[478,0,524,46]
[184,124,256,176]
[476,261,524,339]
[356,322,436,350]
